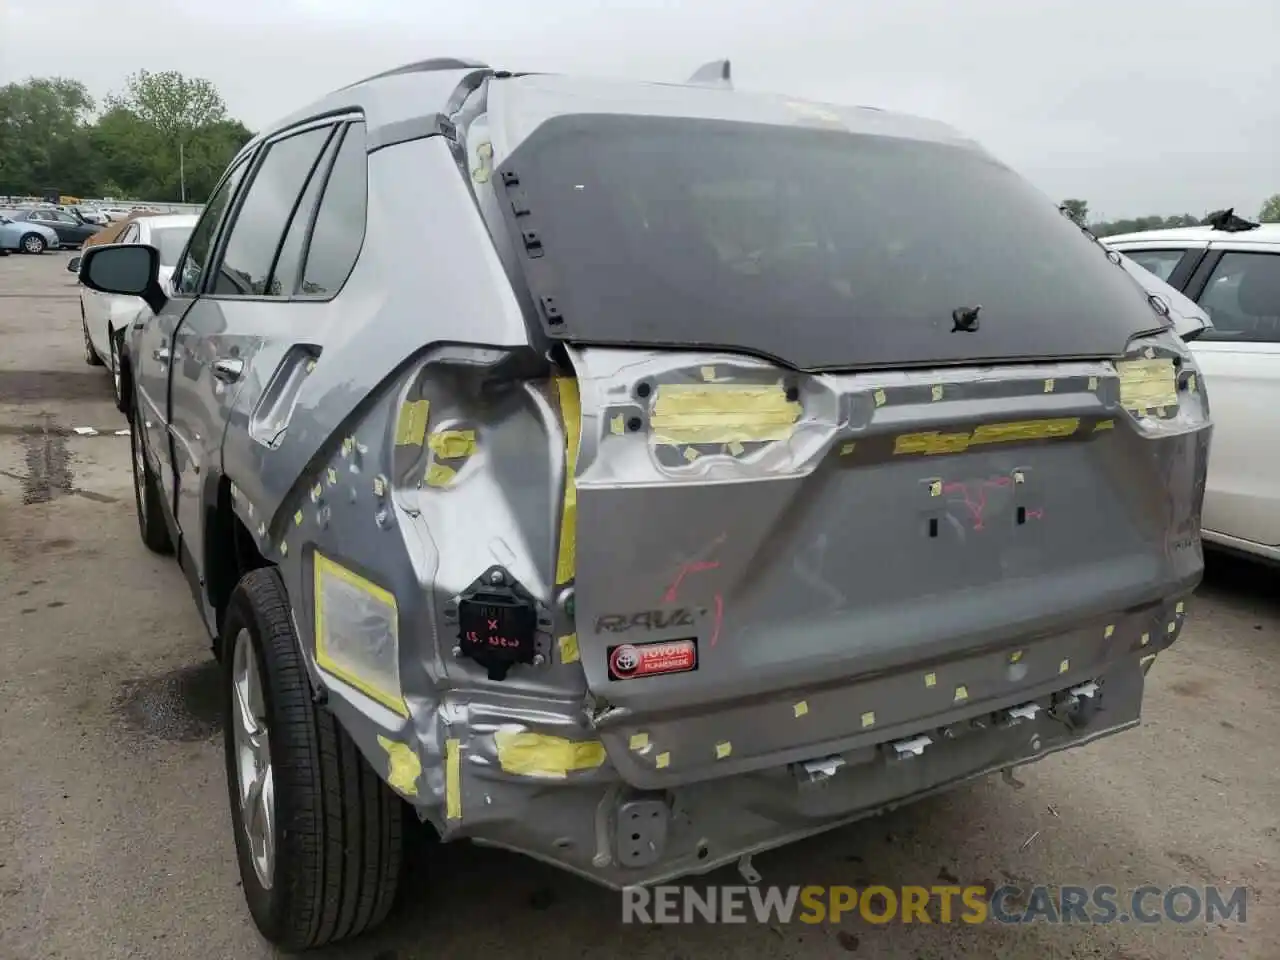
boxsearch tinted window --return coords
[498,115,1165,371]
[299,122,367,297]
[174,161,249,295]
[152,226,193,266]
[265,134,339,297]
[212,126,334,296]
[1197,252,1280,342]
[1124,249,1187,283]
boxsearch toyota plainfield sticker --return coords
[607,638,698,680]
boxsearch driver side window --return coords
[172,159,251,296]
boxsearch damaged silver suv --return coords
[76,57,1211,951]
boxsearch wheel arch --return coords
[207,474,272,655]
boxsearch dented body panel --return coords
[130,60,1211,897]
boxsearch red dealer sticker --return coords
[607,638,698,681]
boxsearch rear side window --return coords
[173,161,249,296]
[211,125,335,297]
[1197,252,1280,342]
[298,122,368,297]
[1124,249,1187,283]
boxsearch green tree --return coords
[0,77,96,195]
[102,70,239,202]
[1060,198,1089,226]
[1259,195,1280,222]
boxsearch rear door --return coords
[1182,244,1280,549]
[134,159,251,523]
[168,119,342,591]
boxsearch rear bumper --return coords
[332,607,1181,891]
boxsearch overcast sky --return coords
[3,0,1276,219]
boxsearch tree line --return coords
[0,71,253,203]
[1060,196,1280,237]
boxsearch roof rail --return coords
[687,59,732,88]
[341,57,491,90]
[1204,207,1260,233]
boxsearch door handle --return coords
[212,357,245,384]
[153,347,170,362]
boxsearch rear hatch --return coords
[486,99,1209,786]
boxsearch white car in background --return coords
[1106,211,1280,563]
[71,214,198,407]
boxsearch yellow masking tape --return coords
[861,711,876,728]
[630,733,649,751]
[1044,379,1055,393]
[929,480,942,497]
[727,440,745,456]
[555,376,581,586]
[715,741,732,759]
[395,399,430,447]
[1094,419,1115,432]
[445,738,461,819]
[377,735,421,797]
[1059,659,1070,674]
[650,383,802,445]
[326,467,337,485]
[656,752,671,769]
[874,389,887,407]
[701,365,717,382]
[425,463,457,487]
[1176,601,1185,614]
[1104,624,1115,638]
[931,384,944,402]
[894,418,1081,456]
[558,633,580,664]
[294,510,303,526]
[840,441,856,456]
[954,685,968,702]
[924,672,937,687]
[494,730,606,779]
[682,446,700,462]
[428,430,476,459]
[793,700,809,718]
[1141,632,1150,646]
[610,414,625,435]
[1117,358,1178,411]
[313,553,408,717]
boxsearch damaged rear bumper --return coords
[331,612,1177,891]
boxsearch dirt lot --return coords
[0,251,1276,959]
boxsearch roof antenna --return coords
[688,59,732,89]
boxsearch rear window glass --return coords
[498,115,1162,370]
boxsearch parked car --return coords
[76,57,1209,951]
[1105,211,1280,564]
[70,205,110,225]
[4,207,101,249]
[69,214,198,406]
[0,211,61,254]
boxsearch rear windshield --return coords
[152,226,192,266]
[496,115,1163,370]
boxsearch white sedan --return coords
[71,214,197,408]
[1106,212,1280,563]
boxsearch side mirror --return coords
[66,256,82,274]
[79,243,168,316]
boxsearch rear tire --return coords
[222,568,405,951]
[129,400,173,555]
[20,232,46,254]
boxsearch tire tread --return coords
[227,568,403,951]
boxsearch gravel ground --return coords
[0,251,1276,959]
